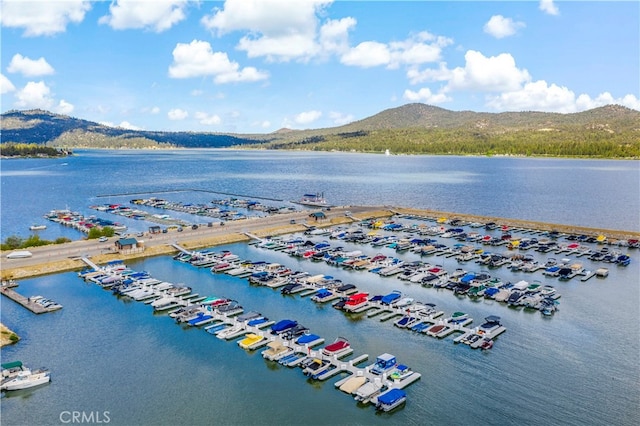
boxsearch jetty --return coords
[0,281,62,314]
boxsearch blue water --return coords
[1,150,639,426]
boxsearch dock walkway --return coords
[0,285,59,314]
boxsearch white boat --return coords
[297,192,328,207]
[354,379,384,402]
[29,225,46,230]
[0,367,50,391]
[6,250,33,259]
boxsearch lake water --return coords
[1,150,639,426]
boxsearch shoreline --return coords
[0,323,20,347]
[1,206,638,280]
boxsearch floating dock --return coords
[0,285,61,314]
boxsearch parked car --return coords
[98,236,108,242]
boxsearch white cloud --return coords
[1,73,16,94]
[14,81,54,109]
[56,99,74,115]
[489,81,640,113]
[340,41,391,68]
[202,0,333,62]
[151,106,160,114]
[328,111,354,125]
[446,50,531,92]
[190,90,203,96]
[167,108,188,120]
[483,15,525,39]
[487,80,576,112]
[407,62,454,85]
[403,88,451,104]
[98,0,188,32]
[540,0,560,16]
[0,0,91,37]
[294,110,322,125]
[118,121,143,130]
[260,120,271,128]
[341,32,452,69]
[168,40,269,84]
[195,112,222,125]
[7,54,55,77]
[576,93,640,112]
[319,17,356,55]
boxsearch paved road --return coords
[1,205,385,270]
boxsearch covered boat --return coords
[375,388,407,412]
[270,319,297,335]
[381,290,402,305]
[238,333,265,349]
[343,292,369,311]
[339,376,367,394]
[322,336,350,357]
[296,333,322,345]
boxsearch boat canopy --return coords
[1,361,23,370]
[377,389,406,405]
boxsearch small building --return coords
[115,237,144,254]
[309,211,326,221]
[148,225,162,234]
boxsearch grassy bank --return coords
[1,323,20,347]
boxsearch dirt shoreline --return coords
[1,207,637,281]
[0,323,20,347]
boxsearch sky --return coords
[1,0,638,133]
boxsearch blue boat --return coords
[247,317,269,326]
[371,353,397,375]
[375,388,407,412]
[270,319,297,334]
[296,333,321,344]
[205,324,227,334]
[484,287,500,298]
[187,313,212,326]
[312,289,333,300]
[381,290,402,305]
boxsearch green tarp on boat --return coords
[1,361,23,370]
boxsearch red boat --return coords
[344,293,369,311]
[321,337,350,357]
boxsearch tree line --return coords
[1,143,71,157]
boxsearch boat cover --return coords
[271,319,297,332]
[377,389,406,405]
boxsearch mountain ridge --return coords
[1,104,639,152]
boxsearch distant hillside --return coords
[2,104,639,157]
[259,104,640,158]
[0,109,267,148]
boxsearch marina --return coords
[71,259,424,412]
[1,150,638,426]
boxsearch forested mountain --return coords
[2,104,639,157]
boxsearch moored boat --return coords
[375,388,407,412]
[370,353,397,375]
[1,366,50,391]
[321,336,350,357]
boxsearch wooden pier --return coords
[0,285,61,314]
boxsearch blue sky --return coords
[1,0,638,133]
